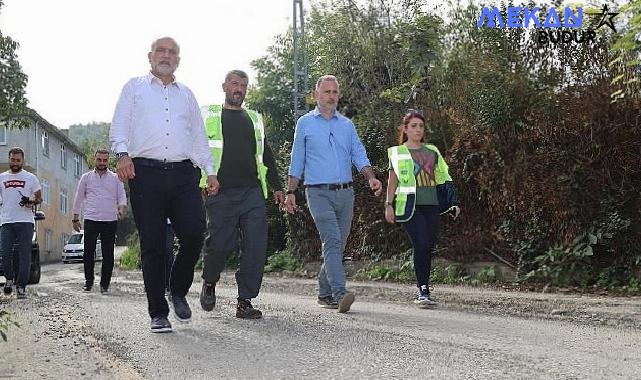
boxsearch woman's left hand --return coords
[384,205,395,224]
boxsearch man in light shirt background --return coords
[109,36,218,333]
[72,149,127,294]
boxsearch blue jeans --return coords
[305,187,354,299]
[0,222,34,288]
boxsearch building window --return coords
[41,179,50,205]
[42,131,50,157]
[74,153,82,177]
[60,233,69,248]
[45,229,52,251]
[60,144,67,169]
[0,123,7,145]
[60,189,68,214]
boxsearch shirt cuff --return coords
[204,165,215,176]
[112,142,128,154]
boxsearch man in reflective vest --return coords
[199,70,284,319]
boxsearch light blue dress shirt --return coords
[288,108,371,185]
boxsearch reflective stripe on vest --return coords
[388,144,452,217]
[199,104,268,198]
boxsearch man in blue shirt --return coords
[285,75,382,313]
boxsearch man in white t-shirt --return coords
[0,147,42,299]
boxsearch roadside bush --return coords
[119,232,141,270]
[431,264,469,284]
[355,250,415,282]
[473,266,501,284]
[265,249,304,273]
[0,310,19,342]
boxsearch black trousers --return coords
[402,205,440,289]
[83,219,117,288]
[129,159,205,319]
[202,186,267,300]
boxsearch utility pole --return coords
[292,0,309,120]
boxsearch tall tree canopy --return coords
[0,0,30,129]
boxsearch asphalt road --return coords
[1,260,640,380]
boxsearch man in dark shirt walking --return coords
[199,69,284,319]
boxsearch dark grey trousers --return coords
[202,186,267,300]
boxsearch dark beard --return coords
[225,92,245,107]
[10,166,21,173]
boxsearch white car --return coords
[62,230,102,263]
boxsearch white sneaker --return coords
[414,286,437,308]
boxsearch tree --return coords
[0,0,30,129]
[610,0,641,101]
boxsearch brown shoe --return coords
[200,282,216,311]
[337,292,355,313]
[236,299,262,319]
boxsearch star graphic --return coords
[586,4,619,33]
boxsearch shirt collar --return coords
[92,168,113,176]
[312,107,339,120]
[146,72,181,89]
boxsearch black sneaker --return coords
[83,284,92,292]
[171,295,192,322]
[3,279,13,295]
[150,316,172,333]
[16,287,26,299]
[200,282,216,311]
[236,299,262,319]
[337,291,355,313]
[100,286,109,294]
[317,295,338,309]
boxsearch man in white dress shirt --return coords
[109,36,218,333]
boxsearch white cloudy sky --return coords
[1,0,293,129]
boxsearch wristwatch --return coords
[116,152,129,160]
[385,201,393,207]
[72,219,79,223]
[286,190,296,195]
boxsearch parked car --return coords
[62,230,102,263]
[0,210,45,285]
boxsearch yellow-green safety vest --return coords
[387,144,452,217]
[199,104,269,198]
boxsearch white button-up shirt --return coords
[109,73,214,175]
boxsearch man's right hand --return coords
[72,220,81,232]
[206,175,220,196]
[284,193,297,214]
[116,156,135,181]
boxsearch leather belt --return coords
[305,182,353,191]
[132,157,193,170]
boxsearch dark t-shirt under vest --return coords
[217,108,280,190]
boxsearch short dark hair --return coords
[8,147,24,158]
[225,70,248,82]
[95,149,110,156]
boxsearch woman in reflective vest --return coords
[384,110,460,308]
